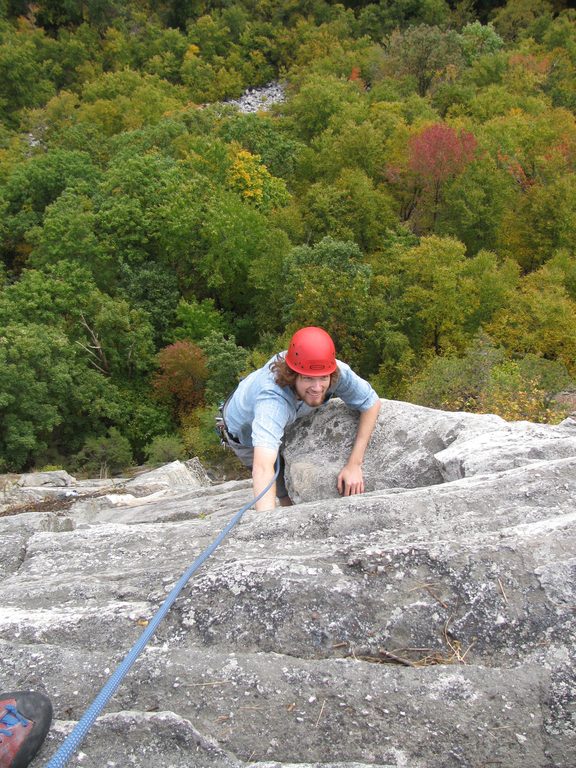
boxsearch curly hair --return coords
[270,354,340,390]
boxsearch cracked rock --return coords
[1,399,574,768]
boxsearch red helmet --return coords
[285,327,337,376]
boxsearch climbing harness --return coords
[215,388,239,447]
[43,457,280,768]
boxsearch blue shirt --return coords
[224,354,379,451]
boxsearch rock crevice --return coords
[1,399,574,767]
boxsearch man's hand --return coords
[337,399,380,496]
[337,462,365,496]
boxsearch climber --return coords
[218,326,381,511]
[0,691,53,768]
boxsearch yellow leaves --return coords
[226,148,290,212]
[184,44,201,60]
[228,149,265,204]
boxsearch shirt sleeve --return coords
[251,388,293,451]
[331,361,379,411]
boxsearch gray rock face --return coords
[283,399,507,501]
[1,400,575,768]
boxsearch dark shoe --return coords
[0,692,53,768]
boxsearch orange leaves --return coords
[153,341,208,414]
[348,66,366,90]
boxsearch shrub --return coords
[408,334,574,422]
[75,428,133,478]
[144,434,186,466]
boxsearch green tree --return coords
[186,13,235,59]
[282,74,364,141]
[0,262,153,461]
[407,331,506,411]
[460,249,520,334]
[118,262,180,346]
[541,12,576,111]
[90,152,203,287]
[440,154,516,253]
[304,110,391,182]
[0,323,90,472]
[480,105,576,187]
[198,331,249,405]
[26,188,106,275]
[0,262,156,379]
[217,112,305,179]
[487,263,576,376]
[172,297,228,341]
[459,21,504,65]
[26,22,104,93]
[497,175,576,272]
[180,45,221,102]
[354,0,451,39]
[545,249,576,301]
[81,293,156,379]
[111,385,175,462]
[197,190,291,341]
[381,235,517,357]
[491,0,554,41]
[73,69,187,136]
[180,404,230,471]
[0,21,55,126]
[482,358,572,423]
[299,168,396,251]
[379,24,464,98]
[0,148,100,272]
[281,236,374,370]
[0,261,95,329]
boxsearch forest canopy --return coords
[1,0,575,474]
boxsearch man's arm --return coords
[252,445,279,511]
[337,398,381,496]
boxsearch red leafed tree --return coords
[406,123,477,228]
[153,341,208,414]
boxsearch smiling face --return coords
[294,374,331,407]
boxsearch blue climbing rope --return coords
[44,458,280,768]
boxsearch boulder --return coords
[283,398,506,502]
[17,470,77,487]
[126,458,212,493]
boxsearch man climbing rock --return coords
[0,691,53,768]
[218,326,381,511]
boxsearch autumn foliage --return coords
[408,124,477,185]
[153,341,208,414]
